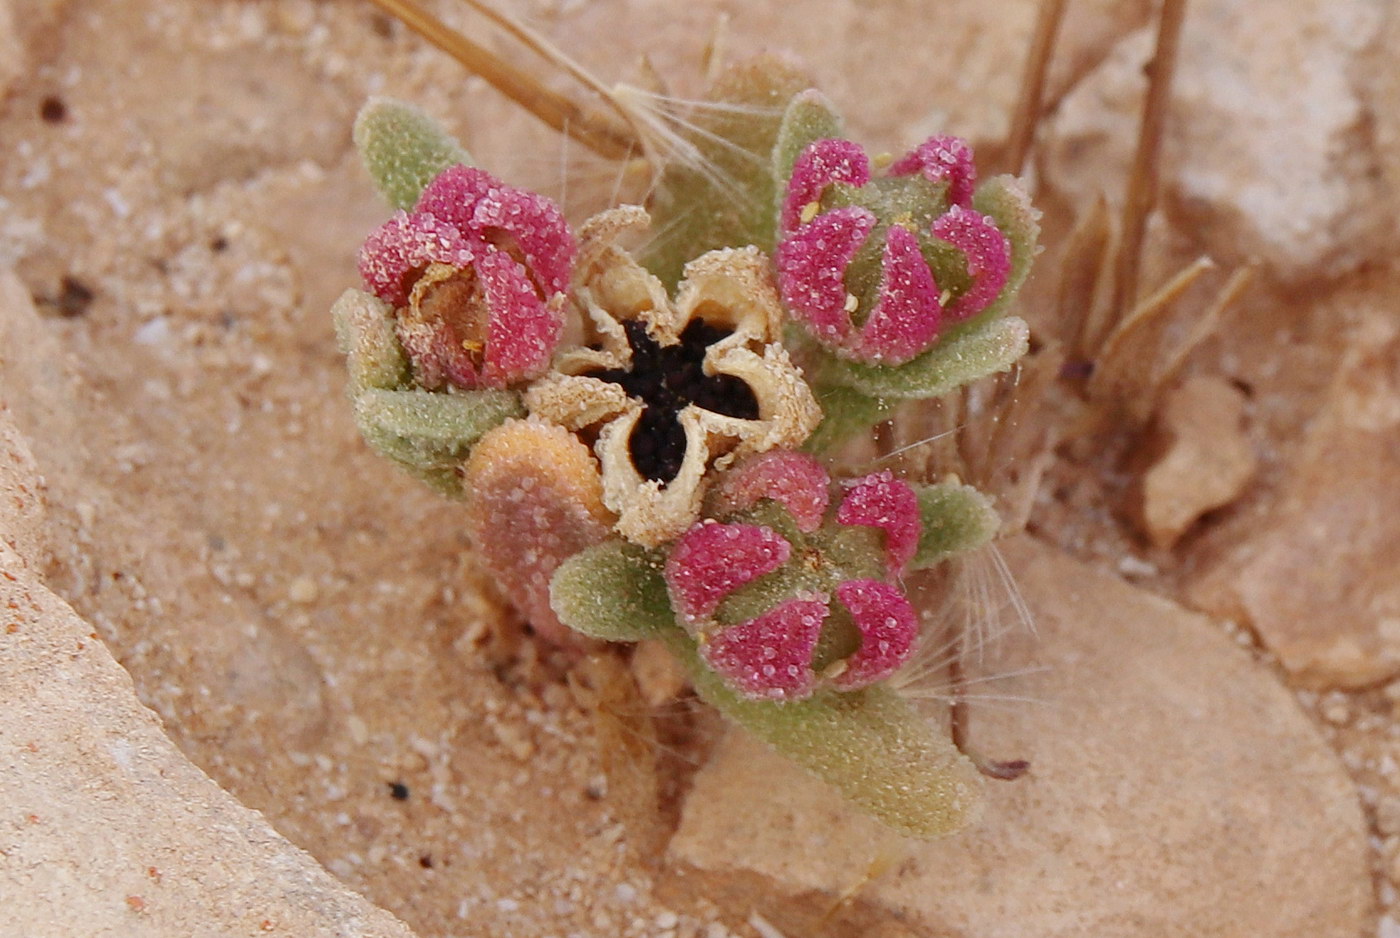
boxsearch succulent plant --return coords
[332,60,1037,839]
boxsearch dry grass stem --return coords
[364,0,640,159]
[1060,193,1116,361]
[1150,265,1254,395]
[1002,0,1070,177]
[1111,0,1188,319]
[1090,255,1213,416]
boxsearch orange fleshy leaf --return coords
[464,418,615,645]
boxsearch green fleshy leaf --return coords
[826,315,1030,400]
[911,483,1001,569]
[353,97,473,211]
[972,174,1041,322]
[640,55,813,287]
[354,388,522,496]
[660,629,984,839]
[802,382,893,454]
[331,288,410,393]
[549,540,673,642]
[771,89,843,186]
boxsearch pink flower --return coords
[775,136,1011,366]
[358,165,574,390]
[664,452,922,700]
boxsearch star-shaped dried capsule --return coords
[526,207,822,546]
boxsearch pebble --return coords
[1190,313,1400,687]
[1134,376,1255,549]
[288,576,319,604]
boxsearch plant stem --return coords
[1111,0,1188,319]
[1002,0,1069,176]
[364,0,640,160]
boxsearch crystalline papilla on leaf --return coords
[931,205,1012,323]
[970,174,1041,324]
[666,521,792,625]
[888,134,978,209]
[699,596,828,700]
[709,450,831,533]
[670,633,984,839]
[854,223,946,364]
[910,481,1002,568]
[548,539,672,643]
[830,579,918,689]
[353,97,474,211]
[353,387,524,497]
[771,89,844,194]
[828,315,1030,400]
[331,288,410,393]
[836,470,922,575]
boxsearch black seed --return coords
[39,96,67,123]
[388,781,409,801]
[210,236,229,253]
[691,373,758,420]
[582,318,760,484]
[418,854,433,868]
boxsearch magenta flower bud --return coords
[779,138,870,236]
[887,134,977,209]
[853,223,945,364]
[835,470,922,575]
[830,580,918,689]
[666,521,792,624]
[774,207,877,348]
[357,165,575,390]
[775,136,1013,366]
[702,596,829,700]
[710,450,831,533]
[931,205,1011,321]
[663,454,926,700]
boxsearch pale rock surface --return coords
[1191,313,1400,688]
[1134,374,1255,548]
[0,2,18,101]
[0,549,421,938]
[0,416,46,568]
[1365,5,1400,223]
[670,538,1371,937]
[0,272,81,479]
[0,0,67,100]
[0,412,417,938]
[1043,0,1387,279]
